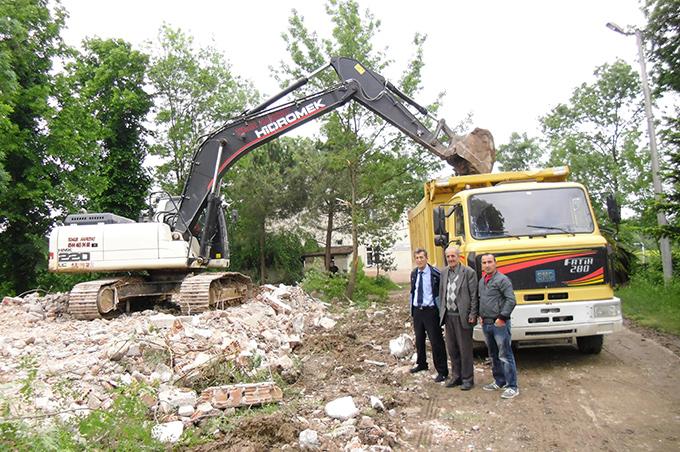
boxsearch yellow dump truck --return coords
[407,167,622,354]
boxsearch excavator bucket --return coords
[442,128,496,175]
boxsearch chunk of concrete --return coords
[299,428,320,450]
[319,317,337,330]
[389,334,413,358]
[151,421,184,443]
[325,396,359,421]
[369,396,385,412]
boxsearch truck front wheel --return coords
[577,334,603,354]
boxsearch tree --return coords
[645,0,680,242]
[496,132,544,172]
[54,38,153,219]
[147,25,255,194]
[0,0,66,294]
[542,60,651,222]
[277,0,442,298]
[223,137,313,283]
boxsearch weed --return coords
[52,378,75,401]
[18,355,39,401]
[77,382,161,450]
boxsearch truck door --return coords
[450,203,469,265]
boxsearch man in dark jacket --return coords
[438,246,478,390]
[409,248,448,382]
[478,253,519,399]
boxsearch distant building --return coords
[302,245,353,272]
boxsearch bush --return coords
[302,259,398,307]
[229,229,314,285]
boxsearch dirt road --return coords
[279,288,680,451]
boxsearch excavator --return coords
[48,56,495,320]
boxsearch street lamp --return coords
[606,22,674,282]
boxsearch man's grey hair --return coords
[413,247,428,257]
[445,245,461,256]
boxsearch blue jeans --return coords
[482,321,518,390]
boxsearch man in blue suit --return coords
[409,248,448,382]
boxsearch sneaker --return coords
[501,387,519,399]
[433,374,447,383]
[482,382,504,391]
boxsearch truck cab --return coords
[408,167,623,353]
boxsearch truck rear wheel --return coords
[577,334,603,354]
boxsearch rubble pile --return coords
[0,284,333,436]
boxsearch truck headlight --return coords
[593,303,621,318]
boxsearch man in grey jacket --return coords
[438,246,478,390]
[478,253,519,399]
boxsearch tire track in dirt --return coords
[413,397,437,448]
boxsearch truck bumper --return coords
[472,297,623,343]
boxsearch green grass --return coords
[616,276,680,336]
[301,261,400,307]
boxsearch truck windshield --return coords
[468,187,594,239]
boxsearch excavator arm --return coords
[173,56,495,251]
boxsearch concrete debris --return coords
[178,405,195,417]
[330,424,357,439]
[158,386,198,413]
[318,317,338,330]
[106,340,130,361]
[151,420,184,443]
[0,283,325,435]
[358,415,375,428]
[325,396,359,421]
[389,334,414,358]
[199,382,283,409]
[364,359,387,367]
[299,428,321,450]
[370,396,386,412]
[344,435,364,451]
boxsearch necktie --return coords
[417,271,424,306]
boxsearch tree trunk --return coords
[259,220,266,284]
[345,164,359,300]
[324,201,335,271]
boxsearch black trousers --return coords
[444,312,475,383]
[412,306,448,376]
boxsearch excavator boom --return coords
[174,56,495,238]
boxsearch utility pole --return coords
[607,22,674,282]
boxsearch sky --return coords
[57,0,647,146]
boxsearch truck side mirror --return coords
[606,194,620,225]
[433,206,447,235]
[433,206,449,247]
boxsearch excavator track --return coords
[178,272,251,315]
[68,278,123,320]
